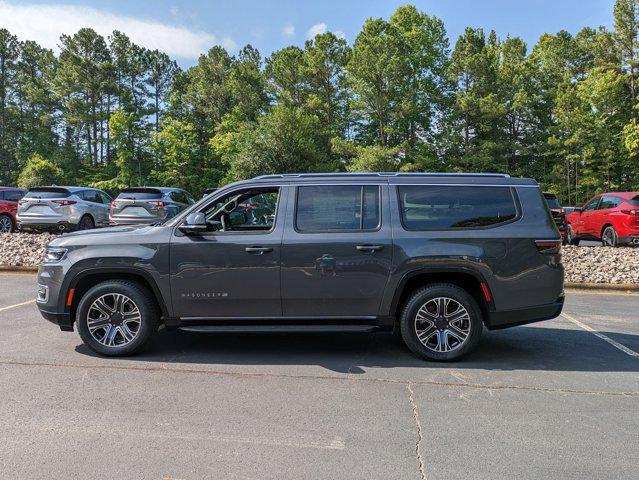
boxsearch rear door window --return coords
[397,185,518,230]
[295,185,380,232]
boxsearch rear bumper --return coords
[485,296,564,330]
[38,306,73,331]
[619,235,639,245]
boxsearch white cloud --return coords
[334,30,346,39]
[0,0,235,58]
[282,23,295,37]
[307,23,327,39]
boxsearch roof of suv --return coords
[242,172,537,187]
[29,186,99,193]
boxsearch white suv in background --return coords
[17,186,112,232]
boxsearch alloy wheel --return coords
[0,216,13,233]
[602,227,616,247]
[414,297,471,353]
[87,293,142,347]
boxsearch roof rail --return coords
[252,172,510,180]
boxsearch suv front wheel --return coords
[400,283,483,361]
[76,281,159,356]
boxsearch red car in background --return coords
[0,187,27,233]
[566,192,639,246]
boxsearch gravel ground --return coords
[1,233,638,284]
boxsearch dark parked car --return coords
[0,187,26,233]
[36,173,564,361]
[109,187,195,226]
[543,192,567,242]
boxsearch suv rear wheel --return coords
[76,281,159,356]
[78,215,95,231]
[602,226,618,247]
[400,283,483,361]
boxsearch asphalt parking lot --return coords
[0,273,637,480]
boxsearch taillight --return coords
[18,200,27,206]
[535,239,561,254]
[621,209,639,215]
[110,200,121,208]
[52,199,77,206]
[147,201,168,208]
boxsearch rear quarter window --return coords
[397,185,519,230]
[628,196,639,207]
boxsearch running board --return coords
[178,325,382,333]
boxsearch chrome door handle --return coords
[356,245,384,252]
[245,246,273,255]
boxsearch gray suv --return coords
[36,173,564,361]
[109,187,195,226]
[17,186,111,231]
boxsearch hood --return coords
[48,224,164,248]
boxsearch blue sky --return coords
[0,0,615,66]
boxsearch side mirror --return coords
[179,212,207,234]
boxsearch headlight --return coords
[43,247,68,263]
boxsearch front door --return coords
[170,186,286,319]
[281,184,393,317]
[581,196,601,236]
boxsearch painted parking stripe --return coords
[561,312,639,358]
[0,299,35,312]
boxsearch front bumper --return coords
[485,296,564,330]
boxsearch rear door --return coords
[595,195,621,236]
[280,183,393,317]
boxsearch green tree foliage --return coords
[1,1,639,204]
[17,153,63,188]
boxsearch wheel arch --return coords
[64,267,169,323]
[389,268,493,325]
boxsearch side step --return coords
[178,325,381,333]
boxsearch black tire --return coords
[567,224,580,246]
[78,215,95,231]
[0,213,14,233]
[601,226,618,247]
[76,280,159,356]
[400,283,483,361]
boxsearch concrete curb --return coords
[564,282,639,292]
[0,265,38,273]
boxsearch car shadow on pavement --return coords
[74,325,639,374]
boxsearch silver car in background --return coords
[109,187,195,226]
[17,186,112,232]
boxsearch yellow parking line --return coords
[561,312,639,358]
[0,299,35,312]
